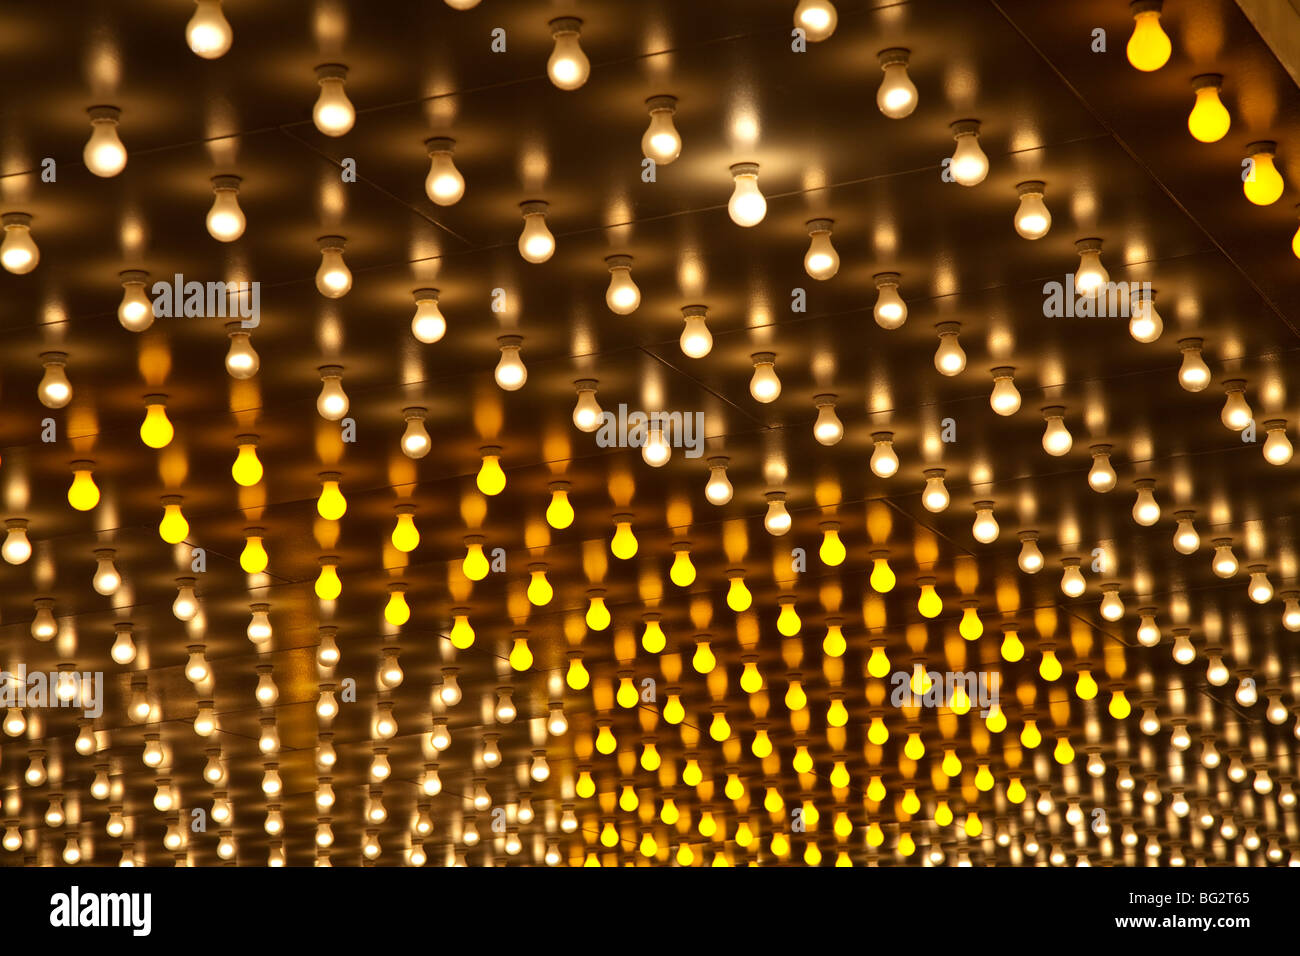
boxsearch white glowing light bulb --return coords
[546,18,590,90]
[872,273,907,329]
[92,549,121,595]
[812,394,843,445]
[764,492,791,536]
[1262,420,1293,464]
[187,0,232,57]
[727,163,766,227]
[572,379,603,432]
[423,137,464,205]
[495,335,527,390]
[312,64,355,136]
[870,432,899,478]
[1088,445,1116,492]
[1099,584,1125,621]
[117,270,153,331]
[1210,538,1238,578]
[921,469,949,512]
[1128,287,1162,342]
[749,352,781,402]
[605,255,641,313]
[38,351,71,408]
[680,305,712,358]
[705,457,732,505]
[642,95,681,164]
[1060,559,1086,597]
[316,365,349,420]
[410,288,446,344]
[84,106,127,177]
[1013,180,1051,239]
[2,519,31,565]
[225,322,259,379]
[1172,511,1199,554]
[315,236,351,297]
[948,120,988,186]
[1132,479,1160,526]
[876,48,917,118]
[794,0,837,42]
[1220,380,1251,430]
[934,322,966,375]
[971,501,998,544]
[401,406,431,458]
[206,175,245,241]
[989,367,1021,416]
[803,218,839,280]
[1040,406,1072,456]
[1176,337,1211,392]
[518,201,555,263]
[1017,532,1044,573]
[1073,238,1109,295]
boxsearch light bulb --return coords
[749,352,781,402]
[316,365,349,420]
[586,592,611,632]
[316,472,347,520]
[604,254,641,313]
[794,0,837,41]
[642,615,666,653]
[187,0,232,57]
[84,106,127,177]
[400,406,431,459]
[206,175,245,241]
[171,578,201,623]
[517,200,555,262]
[312,64,354,135]
[1188,74,1230,143]
[89,549,120,596]
[1013,180,1051,239]
[1176,337,1211,391]
[1,212,38,274]
[246,603,273,645]
[1247,565,1273,603]
[642,95,681,164]
[917,578,942,618]
[315,236,351,297]
[803,218,839,280]
[1136,609,1160,647]
[1040,406,1072,455]
[611,514,638,559]
[727,162,766,227]
[1262,420,1293,464]
[669,544,696,587]
[1087,444,1116,492]
[384,584,410,626]
[476,446,506,495]
[185,644,210,683]
[869,551,895,592]
[876,48,917,118]
[948,120,988,186]
[1132,479,1160,526]
[872,272,907,329]
[111,624,136,665]
[642,421,671,467]
[972,500,998,543]
[240,535,265,580]
[1017,531,1044,573]
[38,351,71,408]
[988,367,1021,415]
[705,456,732,505]
[315,556,342,600]
[921,468,949,512]
[546,480,574,528]
[1073,238,1109,295]
[763,491,791,536]
[31,598,57,640]
[423,137,464,205]
[546,17,589,90]
[819,521,846,565]
[1210,538,1238,578]
[1127,1,1171,71]
[224,322,260,379]
[2,519,31,565]
[139,395,174,449]
[156,496,188,544]
[409,287,447,344]
[1172,510,1199,553]
[807,393,844,445]
[117,270,153,331]
[934,322,965,375]
[391,506,419,553]
[1128,287,1162,343]
[1220,380,1251,430]
[726,570,752,611]
[1060,559,1086,597]
[680,304,713,358]
[1100,584,1124,621]
[495,335,527,390]
[462,536,489,580]
[255,667,279,705]
[231,436,263,487]
[869,431,899,477]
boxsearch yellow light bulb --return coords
[865,822,883,847]
[576,771,595,799]
[384,587,410,625]
[867,776,886,802]
[231,440,263,486]
[901,789,921,815]
[819,523,846,565]
[777,601,801,636]
[1293,220,1300,260]
[1075,668,1099,700]
[693,640,716,674]
[139,399,174,449]
[868,553,895,592]
[1243,144,1284,205]
[867,716,888,745]
[964,812,983,838]
[159,498,189,543]
[449,613,475,649]
[959,605,983,640]
[526,566,553,605]
[641,616,666,653]
[726,573,752,611]
[985,703,1007,733]
[898,832,915,856]
[917,579,942,618]
[684,759,703,787]
[975,765,994,791]
[1000,628,1024,662]
[566,656,590,690]
[942,750,962,777]
[476,449,506,496]
[669,546,696,586]
[1126,6,1171,72]
[910,663,931,696]
[509,636,533,671]
[1109,689,1132,719]
[586,592,610,630]
[616,677,638,708]
[827,698,848,727]
[950,682,971,715]
[904,732,925,760]
[1054,736,1075,764]
[740,661,762,693]
[610,516,638,559]
[663,694,685,724]
[315,560,341,600]
[1039,649,1062,681]
[829,761,850,789]
[462,538,489,580]
[735,820,754,847]
[391,508,419,552]
[1007,777,1026,803]
[546,483,574,529]
[67,465,100,511]
[752,729,773,758]
[785,679,807,711]
[934,800,953,827]
[1020,719,1041,749]
[867,645,890,678]
[639,833,657,858]
[240,531,268,574]
[595,724,616,754]
[709,711,730,741]
[822,622,846,657]
[661,798,679,825]
[1188,76,1230,143]
[317,476,347,520]
[793,745,814,774]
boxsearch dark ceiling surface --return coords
[1,0,1299,866]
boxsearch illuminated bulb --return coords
[158,496,189,543]
[948,120,988,186]
[749,352,781,402]
[1073,238,1109,295]
[869,431,899,477]
[642,94,681,163]
[316,472,347,520]
[461,536,489,581]
[25,753,47,786]
[917,578,942,618]
[1013,180,1051,239]
[989,367,1021,415]
[794,0,837,40]
[83,106,127,177]
[38,351,71,408]
[2,519,31,565]
[546,17,589,89]
[604,254,641,314]
[225,322,259,379]
[1127,1,1171,71]
[727,162,766,227]
[1220,380,1251,430]
[1187,74,1230,143]
[703,456,733,506]
[1040,406,1071,456]
[1075,669,1098,700]
[610,514,638,559]
[763,492,791,536]
[1173,337,1212,392]
[314,556,342,600]
[423,137,464,205]
[1168,510,1200,554]
[205,174,245,241]
[867,644,890,678]
[92,549,121,596]
[315,236,351,297]
[726,570,752,611]
[255,667,278,706]
[517,200,555,263]
[669,543,696,587]
[546,481,574,528]
[1246,565,1273,603]
[872,272,907,329]
[1017,531,1044,573]
[1136,610,1160,647]
[1128,287,1162,343]
[384,585,410,626]
[875,47,917,118]
[1235,676,1258,707]
[312,64,354,136]
[1109,690,1132,719]
[495,335,527,390]
[642,615,666,653]
[1086,444,1117,492]
[316,365,349,420]
[0,211,39,276]
[247,604,273,644]
[1132,479,1160,526]
[693,639,717,674]
[476,446,506,496]
[1210,538,1238,578]
[4,708,27,736]
[680,305,713,358]
[819,522,846,565]
[934,322,965,375]
[1000,627,1024,662]
[173,578,199,622]
[807,393,845,445]
[231,436,263,486]
[1205,653,1229,685]
[1262,420,1293,464]
[410,288,446,344]
[1171,629,1196,665]
[509,634,533,671]
[959,603,982,640]
[31,599,57,640]
[400,406,431,459]
[586,590,610,630]
[111,625,136,665]
[642,421,671,467]
[971,500,998,544]
[921,468,949,512]
[803,218,839,280]
[1099,584,1124,621]
[114,269,154,331]
[823,620,846,657]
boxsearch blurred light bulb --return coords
[546,480,574,528]
[1262,420,1293,464]
[117,270,153,331]
[1210,538,1238,578]
[1,212,39,274]
[794,0,837,41]
[1247,565,1273,603]
[2,519,31,565]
